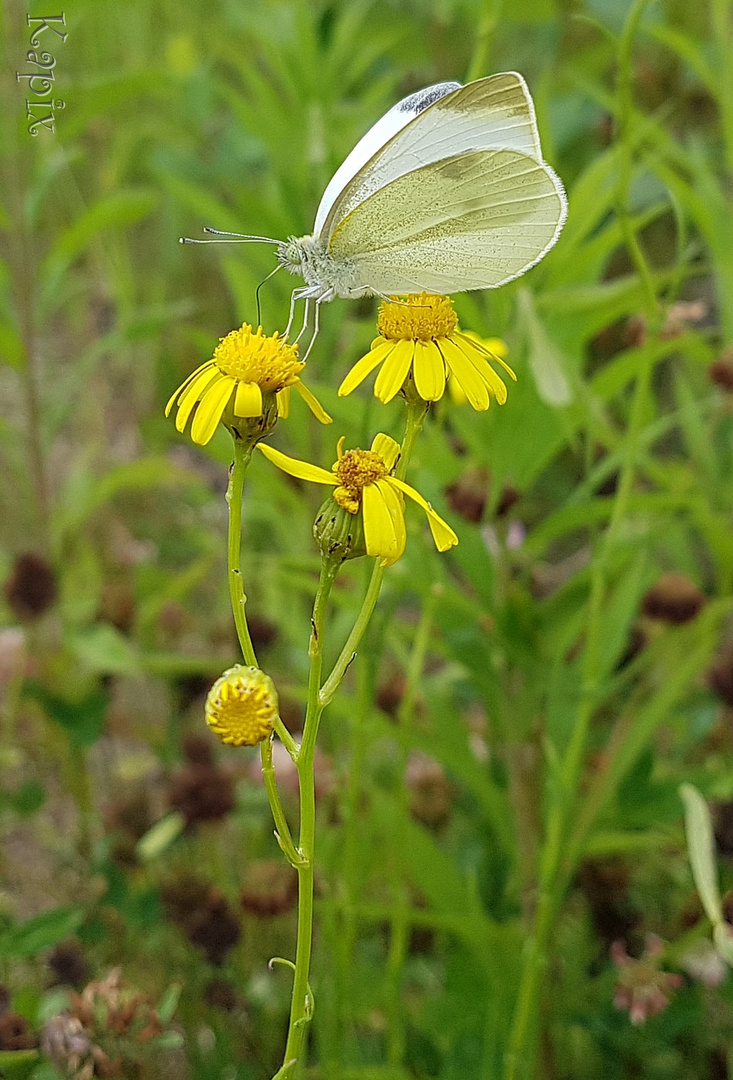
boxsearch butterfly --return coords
[183,72,567,356]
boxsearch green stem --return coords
[261,738,305,868]
[281,557,340,1076]
[226,438,257,667]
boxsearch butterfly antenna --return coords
[180,227,281,245]
[255,265,282,326]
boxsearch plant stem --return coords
[281,557,340,1076]
[226,438,257,667]
[261,738,304,869]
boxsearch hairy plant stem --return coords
[226,438,257,667]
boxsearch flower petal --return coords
[455,331,516,381]
[362,481,400,564]
[374,339,414,403]
[277,385,291,418]
[190,376,236,445]
[412,340,446,401]
[375,479,406,565]
[234,380,263,417]
[388,477,458,553]
[440,339,490,411]
[293,379,333,424]
[165,360,215,416]
[176,367,222,432]
[450,336,508,404]
[370,433,401,472]
[338,339,396,397]
[258,443,338,485]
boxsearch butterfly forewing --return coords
[319,73,544,243]
[328,148,567,294]
[313,81,461,237]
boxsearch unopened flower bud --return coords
[205,666,278,747]
[313,494,366,564]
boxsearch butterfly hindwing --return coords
[328,148,567,294]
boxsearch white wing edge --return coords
[313,81,461,237]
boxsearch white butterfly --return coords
[184,72,567,355]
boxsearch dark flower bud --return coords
[0,1011,36,1050]
[709,350,733,392]
[4,552,57,620]
[641,573,706,624]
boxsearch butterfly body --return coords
[279,72,566,311]
[277,235,366,299]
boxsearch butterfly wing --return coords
[328,148,567,294]
[317,73,545,242]
[313,81,461,237]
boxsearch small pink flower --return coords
[611,935,683,1025]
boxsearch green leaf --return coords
[26,681,109,748]
[68,623,140,676]
[680,782,723,925]
[136,812,186,862]
[0,907,84,959]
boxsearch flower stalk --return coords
[226,438,257,667]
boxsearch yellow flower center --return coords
[333,449,388,514]
[214,324,304,391]
[205,666,278,747]
[377,293,458,342]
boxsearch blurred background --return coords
[1,0,733,1077]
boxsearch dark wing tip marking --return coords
[398,81,463,114]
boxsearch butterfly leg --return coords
[284,287,309,340]
[301,289,335,361]
[294,299,311,344]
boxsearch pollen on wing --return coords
[377,293,458,342]
[214,325,303,391]
[333,449,388,514]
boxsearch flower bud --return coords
[205,665,278,747]
[222,391,280,446]
[313,494,367,564]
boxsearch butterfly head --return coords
[276,236,311,277]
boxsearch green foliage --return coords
[1,0,733,1077]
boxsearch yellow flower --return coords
[258,434,458,567]
[338,294,515,410]
[205,665,278,747]
[448,333,510,405]
[166,323,332,445]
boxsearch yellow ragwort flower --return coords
[166,323,331,445]
[258,433,458,567]
[338,293,515,410]
[205,665,278,747]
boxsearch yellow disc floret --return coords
[214,325,303,391]
[377,293,458,342]
[205,665,278,747]
[333,449,388,514]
